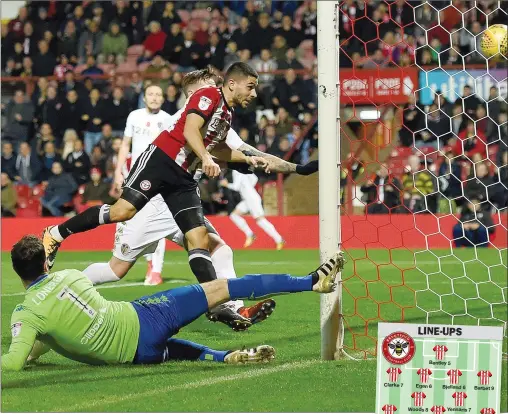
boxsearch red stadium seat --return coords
[15,184,30,199]
[117,61,139,74]
[31,184,45,199]
[177,9,191,22]
[127,44,144,56]
[17,199,41,218]
[190,8,211,20]
[74,64,88,74]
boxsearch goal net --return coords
[319,0,507,360]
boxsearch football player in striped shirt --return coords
[433,344,448,360]
[387,367,402,382]
[447,369,462,385]
[478,370,493,385]
[382,404,397,414]
[411,392,426,407]
[417,367,432,383]
[452,392,467,407]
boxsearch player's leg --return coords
[164,338,275,364]
[130,253,343,364]
[42,145,162,268]
[144,239,165,285]
[229,202,256,247]
[248,192,284,250]
[82,257,131,285]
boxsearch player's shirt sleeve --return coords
[123,111,135,138]
[186,88,221,122]
[225,128,244,151]
[2,306,43,371]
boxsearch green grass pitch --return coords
[1,249,506,412]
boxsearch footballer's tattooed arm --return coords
[237,143,297,174]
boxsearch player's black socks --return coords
[311,271,319,286]
[58,205,111,239]
[188,248,217,283]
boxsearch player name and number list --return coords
[375,323,503,414]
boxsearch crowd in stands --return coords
[1,0,506,240]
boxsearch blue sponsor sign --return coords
[418,68,507,105]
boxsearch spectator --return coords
[65,139,91,185]
[252,13,275,55]
[2,89,35,150]
[78,21,104,64]
[434,93,454,116]
[2,57,20,76]
[252,49,277,108]
[178,30,202,71]
[7,6,28,41]
[10,42,25,71]
[105,137,123,179]
[425,103,450,148]
[162,84,181,115]
[453,120,487,159]
[465,162,494,205]
[69,4,86,34]
[14,142,42,187]
[216,18,232,41]
[487,86,504,124]
[82,88,104,154]
[35,123,56,155]
[100,22,128,65]
[271,35,288,62]
[59,89,83,138]
[224,41,240,69]
[21,22,37,57]
[451,103,466,136]
[81,55,104,76]
[277,48,304,71]
[98,124,116,157]
[276,15,303,49]
[269,136,291,159]
[1,173,17,217]
[231,17,254,52]
[32,77,49,107]
[399,94,423,147]
[273,69,309,118]
[301,0,317,54]
[34,85,61,139]
[90,146,107,175]
[274,107,296,137]
[360,164,403,214]
[160,1,182,33]
[104,87,130,136]
[41,161,78,217]
[437,147,464,212]
[89,3,109,33]
[53,54,74,80]
[60,70,83,97]
[20,56,34,77]
[452,199,493,248]
[33,7,56,41]
[194,20,210,47]
[1,142,17,180]
[145,54,171,75]
[82,168,114,205]
[112,0,132,39]
[258,124,278,152]
[457,85,481,117]
[204,31,226,71]
[243,0,260,24]
[162,23,184,64]
[40,141,62,180]
[61,129,79,159]
[143,21,167,56]
[57,20,79,64]
[402,155,435,213]
[476,104,498,143]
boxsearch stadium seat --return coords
[190,8,211,20]
[117,61,138,74]
[137,61,151,72]
[74,64,88,74]
[15,184,30,199]
[98,64,115,74]
[31,184,45,199]
[17,199,41,218]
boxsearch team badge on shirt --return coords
[121,244,130,255]
[11,322,22,337]
[140,180,151,191]
[199,96,212,111]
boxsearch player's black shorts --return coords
[121,144,204,234]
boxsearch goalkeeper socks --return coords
[188,248,217,283]
[82,262,120,285]
[56,205,111,239]
[227,274,313,300]
[230,213,254,237]
[165,338,228,362]
[256,218,282,243]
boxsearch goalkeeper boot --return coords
[312,252,346,293]
[42,226,61,270]
[207,303,252,331]
[224,345,275,364]
[238,299,276,325]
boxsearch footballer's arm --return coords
[184,113,220,177]
[2,323,37,371]
[237,142,297,173]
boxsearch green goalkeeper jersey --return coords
[2,269,140,371]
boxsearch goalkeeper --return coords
[2,235,343,371]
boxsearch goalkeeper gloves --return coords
[296,160,319,176]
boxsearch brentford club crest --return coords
[382,331,416,365]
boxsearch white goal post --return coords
[318,1,343,360]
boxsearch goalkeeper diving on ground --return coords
[2,235,344,371]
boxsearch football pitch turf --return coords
[1,249,506,412]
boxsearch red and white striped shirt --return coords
[478,370,492,385]
[382,404,397,414]
[387,367,402,382]
[431,406,446,414]
[433,345,448,360]
[452,392,467,407]
[447,369,462,385]
[411,392,426,407]
[480,408,496,414]
[153,87,232,178]
[417,368,432,383]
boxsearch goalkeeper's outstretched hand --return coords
[296,160,319,176]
